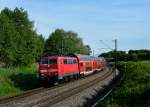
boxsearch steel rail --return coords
[0,68,107,104]
[0,67,114,107]
[32,68,114,107]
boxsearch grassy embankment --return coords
[98,61,150,107]
[0,64,40,97]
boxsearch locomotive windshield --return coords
[49,59,57,64]
[40,58,57,65]
[40,58,48,64]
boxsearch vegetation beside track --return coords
[0,64,40,97]
[98,61,150,107]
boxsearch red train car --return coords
[39,54,107,84]
[92,57,97,72]
[95,57,106,71]
[76,54,94,75]
[39,56,79,83]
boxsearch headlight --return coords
[40,70,47,72]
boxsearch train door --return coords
[79,62,84,73]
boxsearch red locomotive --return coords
[39,54,106,84]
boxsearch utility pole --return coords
[114,39,117,76]
[115,39,117,68]
[93,50,95,56]
[99,39,118,76]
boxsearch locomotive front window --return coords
[49,59,57,64]
[40,58,48,64]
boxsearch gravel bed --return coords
[50,70,115,107]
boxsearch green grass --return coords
[0,64,40,97]
[98,61,150,107]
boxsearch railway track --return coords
[0,83,65,104]
[0,67,115,107]
[34,68,114,107]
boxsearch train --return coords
[39,54,106,84]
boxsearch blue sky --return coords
[0,0,150,54]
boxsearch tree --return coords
[99,50,127,61]
[128,50,150,61]
[44,29,91,55]
[34,34,45,60]
[0,8,18,66]
[0,8,45,66]
[99,49,150,61]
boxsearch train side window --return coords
[80,63,83,66]
[64,59,67,64]
[71,59,74,64]
[73,59,77,63]
[67,59,70,64]
[68,59,73,64]
[64,59,76,64]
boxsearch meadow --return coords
[99,61,150,107]
[0,64,40,97]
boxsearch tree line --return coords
[0,8,91,66]
[99,50,150,61]
[44,29,91,56]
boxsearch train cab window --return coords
[49,59,57,64]
[40,58,48,64]
[80,63,83,66]
[64,59,67,64]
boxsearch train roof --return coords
[74,54,93,61]
[40,53,105,61]
[96,57,105,60]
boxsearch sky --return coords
[0,0,150,54]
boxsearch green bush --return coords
[99,61,150,107]
[0,64,40,97]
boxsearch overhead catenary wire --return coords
[99,40,113,50]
